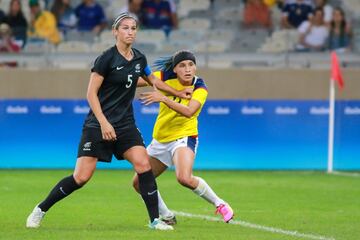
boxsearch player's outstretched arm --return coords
[140,90,201,118]
[143,73,193,99]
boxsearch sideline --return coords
[330,171,360,178]
[173,211,335,240]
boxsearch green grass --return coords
[0,170,359,240]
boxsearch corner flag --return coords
[327,52,345,173]
[331,51,344,89]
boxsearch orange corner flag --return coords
[331,51,344,89]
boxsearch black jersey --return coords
[84,46,149,130]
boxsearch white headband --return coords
[112,12,139,29]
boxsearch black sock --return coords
[38,175,82,212]
[138,170,159,222]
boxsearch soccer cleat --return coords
[149,218,174,230]
[26,205,46,228]
[215,203,234,223]
[160,213,177,225]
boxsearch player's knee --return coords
[176,174,192,188]
[133,159,151,173]
[73,173,91,186]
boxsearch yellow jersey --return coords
[29,11,61,44]
[152,71,208,143]
[264,0,276,7]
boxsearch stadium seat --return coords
[99,30,115,43]
[178,0,211,17]
[207,59,234,69]
[231,29,269,53]
[90,42,114,53]
[343,0,360,17]
[23,39,54,54]
[213,4,244,31]
[205,29,235,43]
[213,0,242,9]
[216,7,243,22]
[135,30,166,48]
[258,40,289,53]
[64,31,97,43]
[195,40,228,53]
[56,41,91,53]
[213,19,241,30]
[158,41,194,53]
[354,34,360,52]
[179,18,211,30]
[52,60,90,69]
[105,0,127,20]
[258,30,299,53]
[132,42,158,54]
[168,29,205,43]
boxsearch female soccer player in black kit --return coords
[26,12,191,230]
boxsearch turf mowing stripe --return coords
[173,211,335,240]
[331,171,360,177]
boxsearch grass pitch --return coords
[0,170,359,240]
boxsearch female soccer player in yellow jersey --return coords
[134,50,234,225]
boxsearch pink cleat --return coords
[215,204,234,223]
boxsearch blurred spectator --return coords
[278,0,313,8]
[28,0,61,44]
[314,0,333,24]
[5,0,28,47]
[75,0,107,35]
[297,7,329,51]
[264,0,277,8]
[281,0,313,29]
[243,0,272,29]
[0,23,20,52]
[51,0,77,34]
[116,0,143,20]
[166,0,178,29]
[141,0,177,35]
[328,7,352,53]
[0,0,5,24]
[0,23,20,67]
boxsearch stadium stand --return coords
[0,0,359,69]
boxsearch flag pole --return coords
[328,51,344,173]
[327,78,335,173]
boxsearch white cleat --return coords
[149,218,174,230]
[26,205,46,228]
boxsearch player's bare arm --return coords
[87,72,116,141]
[140,90,201,118]
[136,77,149,87]
[142,74,193,99]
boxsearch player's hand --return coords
[100,120,117,141]
[140,91,165,105]
[178,88,192,100]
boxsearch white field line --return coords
[173,211,335,240]
[331,171,360,178]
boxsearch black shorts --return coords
[77,126,145,162]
